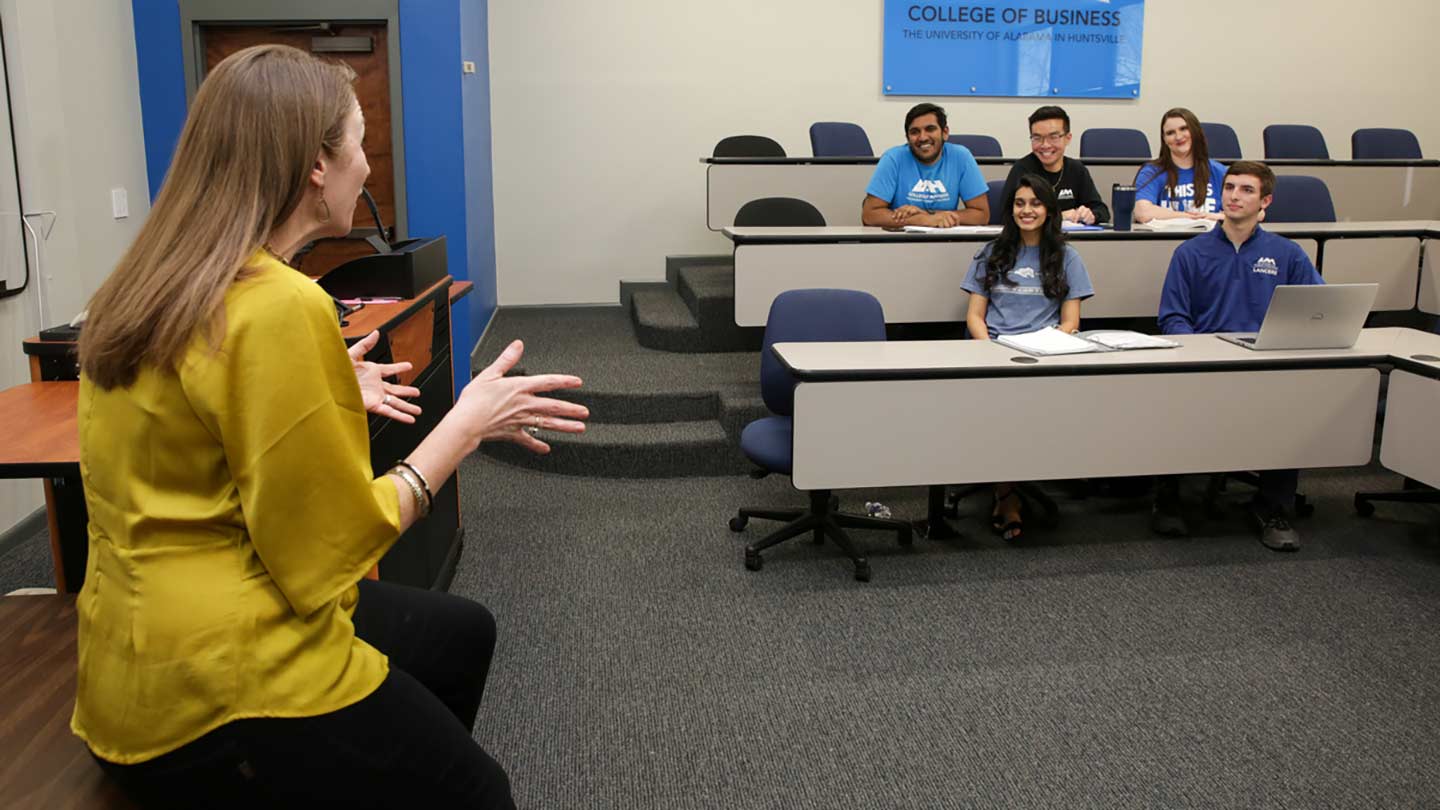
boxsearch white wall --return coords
[489,0,1440,305]
[0,0,149,541]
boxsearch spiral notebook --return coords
[995,328,1180,356]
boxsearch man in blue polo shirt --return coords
[861,103,990,228]
[1153,160,1322,551]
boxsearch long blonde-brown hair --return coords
[79,44,356,389]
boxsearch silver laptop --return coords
[1217,283,1378,350]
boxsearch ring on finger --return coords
[382,394,392,407]
[525,425,540,437]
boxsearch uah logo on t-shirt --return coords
[908,178,949,205]
[1057,188,1074,201]
[1252,257,1279,276]
[1003,266,1046,294]
[1013,267,1038,280]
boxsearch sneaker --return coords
[1254,507,1301,552]
[1151,488,1188,537]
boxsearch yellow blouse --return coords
[71,253,402,764]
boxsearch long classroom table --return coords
[775,326,1440,491]
[703,156,1440,230]
[724,221,1438,326]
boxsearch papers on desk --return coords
[995,327,1100,355]
[996,328,1181,356]
[902,224,1002,235]
[1061,221,1104,232]
[1134,218,1216,232]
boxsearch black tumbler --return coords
[1111,184,1136,231]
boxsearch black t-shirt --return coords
[1001,153,1111,224]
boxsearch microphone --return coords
[359,187,391,253]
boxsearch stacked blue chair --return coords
[729,289,912,581]
[1078,128,1150,158]
[1351,128,1422,159]
[986,179,1005,225]
[809,122,873,157]
[948,134,1002,157]
[1263,125,1329,159]
[713,135,786,158]
[1201,122,1242,159]
[1265,175,1336,223]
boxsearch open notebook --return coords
[902,224,1002,235]
[995,328,1180,356]
[1134,218,1216,232]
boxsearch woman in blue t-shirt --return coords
[1133,107,1227,223]
[961,175,1093,540]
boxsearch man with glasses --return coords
[1001,106,1109,225]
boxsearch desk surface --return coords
[0,595,137,809]
[0,382,79,473]
[725,221,1440,244]
[775,328,1430,381]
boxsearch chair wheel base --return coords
[853,559,871,582]
[744,548,763,571]
[729,515,748,532]
[1354,495,1375,517]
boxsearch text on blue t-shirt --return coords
[960,243,1095,338]
[1134,159,1229,214]
[865,143,989,212]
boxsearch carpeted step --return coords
[676,265,763,352]
[629,289,703,352]
[480,419,750,478]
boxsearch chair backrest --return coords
[986,179,1005,225]
[712,135,786,158]
[1263,124,1329,159]
[1201,122,1242,160]
[809,122,873,157]
[1078,128,1151,159]
[947,133,1002,157]
[1351,128,1422,160]
[734,197,826,227]
[760,289,886,415]
[1264,175,1336,223]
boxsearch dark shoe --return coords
[1150,489,1188,537]
[1254,508,1301,552]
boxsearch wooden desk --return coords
[703,156,1440,229]
[18,276,466,593]
[0,383,84,593]
[0,595,136,809]
[724,222,1433,326]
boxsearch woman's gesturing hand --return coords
[349,330,423,424]
[455,339,587,454]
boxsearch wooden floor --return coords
[0,595,135,809]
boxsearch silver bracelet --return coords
[388,466,430,519]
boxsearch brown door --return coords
[201,23,398,277]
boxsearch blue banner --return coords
[883,1,1145,99]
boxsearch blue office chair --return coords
[1351,128,1422,159]
[734,197,825,227]
[729,289,912,581]
[809,122,874,157]
[1201,122,1242,160]
[713,135,786,158]
[986,179,1005,225]
[948,133,1002,157]
[1263,125,1329,159]
[1264,175,1336,223]
[1078,128,1151,159]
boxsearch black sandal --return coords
[991,488,1024,542]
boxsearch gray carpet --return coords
[453,455,1440,808]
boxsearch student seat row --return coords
[713,124,1423,161]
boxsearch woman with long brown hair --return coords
[1133,107,1228,223]
[72,44,584,808]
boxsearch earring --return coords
[317,185,332,224]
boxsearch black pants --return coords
[1159,469,1299,512]
[95,580,515,810]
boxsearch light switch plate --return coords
[111,187,129,219]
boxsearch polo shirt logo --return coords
[1252,257,1279,276]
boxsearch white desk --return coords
[725,223,1429,327]
[704,157,1440,229]
[775,331,1405,491]
[1377,330,1440,489]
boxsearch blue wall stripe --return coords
[130,1,187,201]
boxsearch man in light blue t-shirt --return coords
[862,103,990,228]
